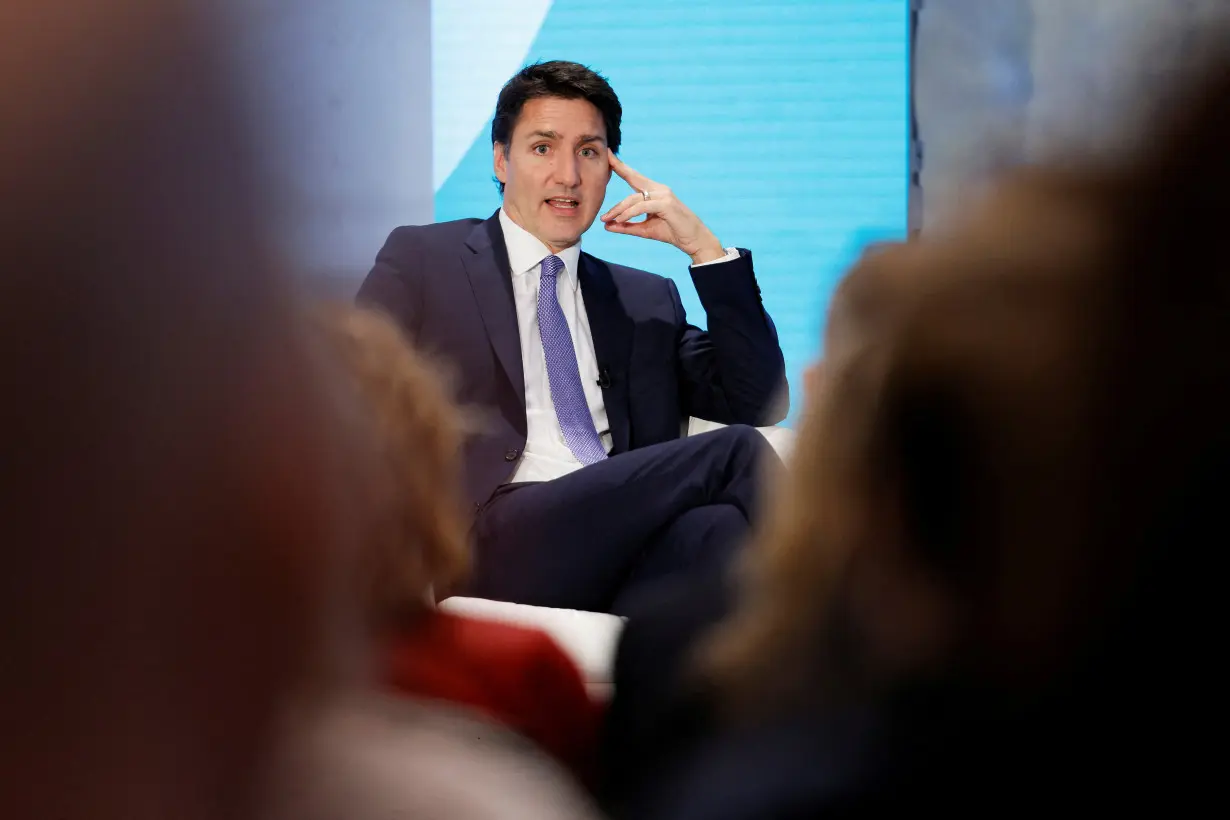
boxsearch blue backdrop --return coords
[433,0,910,422]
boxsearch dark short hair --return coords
[490,60,622,193]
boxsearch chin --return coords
[548,225,586,246]
[549,236,583,250]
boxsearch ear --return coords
[493,143,508,186]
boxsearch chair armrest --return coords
[686,417,795,461]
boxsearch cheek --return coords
[520,164,551,191]
[584,169,610,203]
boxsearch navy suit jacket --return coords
[356,211,787,512]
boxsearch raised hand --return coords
[600,149,726,265]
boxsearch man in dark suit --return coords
[357,61,786,614]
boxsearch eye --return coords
[579,147,598,158]
[533,144,549,155]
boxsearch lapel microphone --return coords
[597,367,612,389]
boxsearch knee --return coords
[709,502,749,532]
[715,422,760,448]
[676,501,748,533]
[680,503,752,567]
[715,423,773,463]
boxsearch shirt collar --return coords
[499,208,582,292]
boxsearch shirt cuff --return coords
[691,247,741,268]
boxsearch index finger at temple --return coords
[608,148,652,189]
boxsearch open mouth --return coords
[545,197,580,212]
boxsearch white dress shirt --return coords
[499,208,739,484]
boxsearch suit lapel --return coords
[462,213,525,410]
[579,253,633,454]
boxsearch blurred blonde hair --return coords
[313,304,471,626]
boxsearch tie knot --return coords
[541,254,565,280]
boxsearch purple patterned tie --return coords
[538,254,608,464]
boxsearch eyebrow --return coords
[527,130,607,146]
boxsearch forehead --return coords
[511,96,606,141]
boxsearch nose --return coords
[553,152,581,188]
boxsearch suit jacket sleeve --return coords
[355,226,423,340]
[674,248,789,426]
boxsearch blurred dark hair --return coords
[490,60,622,194]
[707,48,1230,718]
[1080,47,1230,692]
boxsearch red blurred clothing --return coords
[385,611,603,786]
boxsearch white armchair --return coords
[440,419,794,697]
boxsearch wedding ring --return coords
[640,189,650,201]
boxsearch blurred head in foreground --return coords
[1,2,365,817]
[707,51,1230,736]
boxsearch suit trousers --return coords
[468,425,776,613]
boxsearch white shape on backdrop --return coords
[431,0,554,191]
